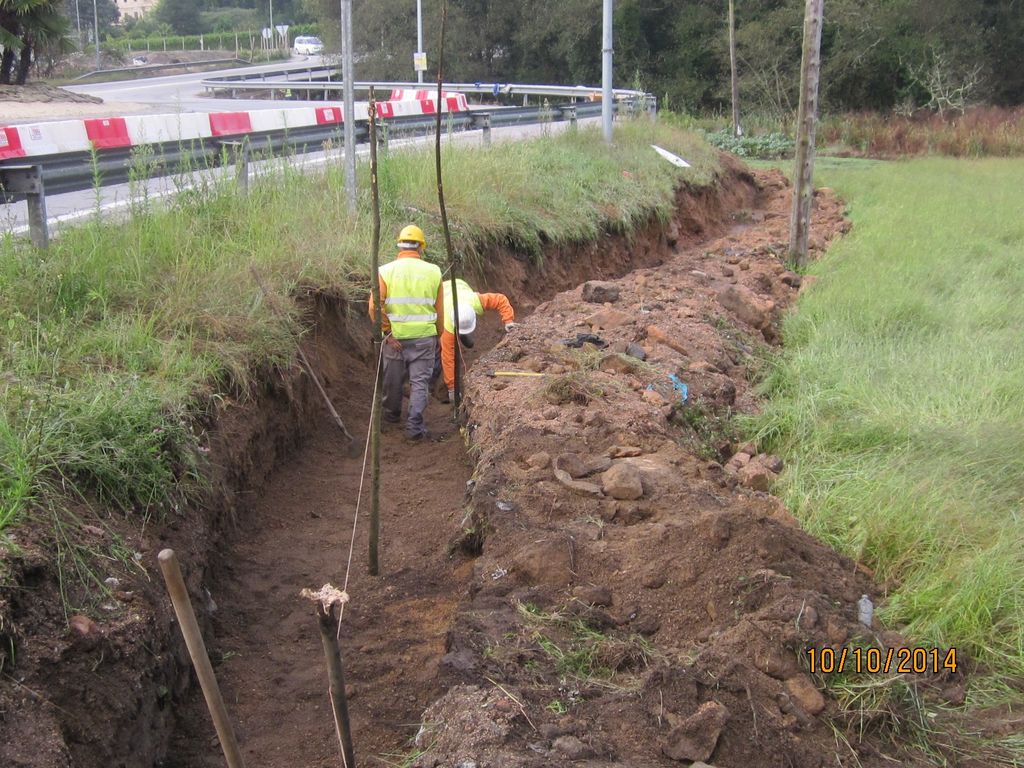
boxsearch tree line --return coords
[331,0,1022,113]
[4,0,1022,111]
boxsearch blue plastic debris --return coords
[668,374,689,403]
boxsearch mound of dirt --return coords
[0,84,102,104]
[410,172,955,767]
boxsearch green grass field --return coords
[0,120,719,541]
[752,157,1024,679]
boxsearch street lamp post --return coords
[341,0,356,212]
[269,0,275,51]
[602,0,613,143]
[416,0,423,84]
[92,0,100,71]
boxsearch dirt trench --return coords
[161,160,763,767]
[3,156,938,768]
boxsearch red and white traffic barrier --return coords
[1,94,470,159]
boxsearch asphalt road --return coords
[3,60,605,235]
[64,55,333,112]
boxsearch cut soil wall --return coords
[0,156,760,767]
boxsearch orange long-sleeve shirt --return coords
[441,292,515,391]
[367,250,444,337]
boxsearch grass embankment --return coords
[0,120,719,548]
[752,158,1024,682]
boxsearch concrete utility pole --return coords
[269,0,274,50]
[92,0,100,71]
[788,0,824,268]
[602,0,613,143]
[341,0,357,213]
[416,0,424,84]
[728,0,741,137]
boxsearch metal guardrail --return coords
[72,58,253,82]
[201,71,653,106]
[1,101,630,245]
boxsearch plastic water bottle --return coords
[857,594,874,627]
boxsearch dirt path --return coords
[166,387,475,766]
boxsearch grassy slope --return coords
[0,120,719,540]
[753,157,1024,676]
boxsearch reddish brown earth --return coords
[0,159,969,768]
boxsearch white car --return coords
[293,36,324,56]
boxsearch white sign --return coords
[414,52,427,72]
[261,27,272,40]
[651,144,691,168]
[275,24,289,38]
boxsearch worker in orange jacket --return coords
[434,278,518,402]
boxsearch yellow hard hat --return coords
[397,224,426,248]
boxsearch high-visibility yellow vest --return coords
[442,278,484,334]
[379,256,442,339]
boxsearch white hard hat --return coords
[452,305,477,335]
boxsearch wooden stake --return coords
[433,0,463,414]
[157,549,246,768]
[788,0,825,268]
[728,0,741,138]
[315,604,357,768]
[367,88,383,578]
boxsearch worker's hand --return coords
[504,322,520,332]
[385,336,402,351]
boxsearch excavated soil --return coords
[0,158,967,768]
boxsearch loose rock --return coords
[526,451,551,469]
[582,281,620,303]
[601,462,644,500]
[588,307,633,330]
[625,342,647,361]
[662,701,729,762]
[717,285,774,330]
[553,735,593,759]
[737,461,773,492]
[513,539,573,586]
[785,675,826,716]
[555,453,590,479]
[69,614,99,639]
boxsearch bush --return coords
[704,130,795,159]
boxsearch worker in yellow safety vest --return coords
[433,278,518,403]
[368,225,444,440]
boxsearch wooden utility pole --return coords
[728,0,741,137]
[788,0,825,268]
[367,88,383,577]
[434,0,462,412]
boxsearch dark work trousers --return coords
[382,335,437,438]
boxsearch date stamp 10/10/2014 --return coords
[806,646,958,675]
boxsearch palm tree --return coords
[1,0,71,84]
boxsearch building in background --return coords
[117,0,158,21]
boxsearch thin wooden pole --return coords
[316,604,357,768]
[251,267,358,446]
[157,550,246,768]
[728,0,741,137]
[434,0,462,413]
[367,88,383,577]
[788,0,825,268]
